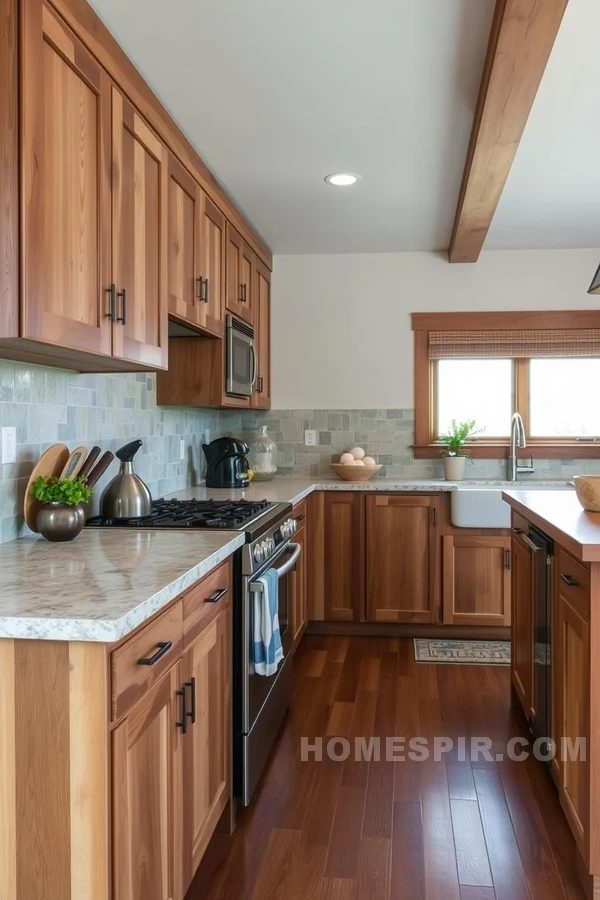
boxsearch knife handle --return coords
[85,451,115,488]
[78,446,101,481]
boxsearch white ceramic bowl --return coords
[573,476,600,512]
[330,463,382,482]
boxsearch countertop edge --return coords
[0,533,246,642]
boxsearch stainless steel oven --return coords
[226,315,257,398]
[236,525,301,805]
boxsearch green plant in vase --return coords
[31,476,93,542]
[437,419,481,481]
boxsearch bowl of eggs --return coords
[330,447,382,482]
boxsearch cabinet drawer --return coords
[183,560,232,648]
[293,499,308,533]
[557,549,590,619]
[111,600,183,721]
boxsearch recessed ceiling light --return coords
[324,173,361,187]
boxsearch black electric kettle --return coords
[202,437,250,488]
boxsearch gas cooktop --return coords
[85,497,289,538]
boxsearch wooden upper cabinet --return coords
[366,494,439,623]
[20,0,112,356]
[111,87,168,369]
[167,154,224,338]
[199,195,225,336]
[511,530,534,719]
[324,493,365,622]
[226,223,253,325]
[251,259,271,409]
[168,154,202,329]
[112,662,183,900]
[182,597,231,891]
[443,535,511,627]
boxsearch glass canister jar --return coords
[250,426,278,481]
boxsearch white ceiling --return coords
[487,0,600,251]
[87,0,600,255]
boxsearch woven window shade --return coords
[428,329,600,359]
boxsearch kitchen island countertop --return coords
[503,489,600,562]
[0,529,244,642]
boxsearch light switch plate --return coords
[180,439,186,461]
[1,427,16,464]
[304,430,318,447]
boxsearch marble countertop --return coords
[502,490,600,562]
[166,476,573,508]
[0,529,244,642]
[166,476,459,507]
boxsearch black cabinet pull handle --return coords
[240,283,247,303]
[202,277,209,303]
[295,514,306,523]
[257,376,264,394]
[106,284,116,321]
[184,677,196,724]
[137,640,172,666]
[560,573,579,587]
[196,276,202,303]
[205,587,228,604]
[116,288,127,325]
[505,548,511,570]
[176,688,187,734]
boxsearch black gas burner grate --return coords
[86,497,271,529]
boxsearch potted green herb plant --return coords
[31,476,93,542]
[437,419,481,481]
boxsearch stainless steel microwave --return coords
[226,315,257,397]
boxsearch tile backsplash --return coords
[221,408,600,482]
[0,361,219,543]
[3,375,600,547]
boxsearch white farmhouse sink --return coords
[450,481,574,528]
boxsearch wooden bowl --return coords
[330,463,382,482]
[573,476,600,512]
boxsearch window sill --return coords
[412,443,600,460]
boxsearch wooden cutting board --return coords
[24,443,70,533]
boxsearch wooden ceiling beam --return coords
[448,0,569,263]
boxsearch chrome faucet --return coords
[508,412,535,482]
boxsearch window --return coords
[529,358,600,438]
[412,311,600,459]
[436,359,513,438]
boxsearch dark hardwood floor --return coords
[189,636,585,900]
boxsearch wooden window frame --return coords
[412,311,600,460]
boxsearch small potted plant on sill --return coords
[437,419,481,481]
[31,475,93,542]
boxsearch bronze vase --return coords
[36,503,85,542]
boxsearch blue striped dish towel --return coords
[253,568,283,676]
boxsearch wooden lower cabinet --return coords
[182,596,231,891]
[365,494,439,623]
[291,524,308,649]
[555,589,590,856]
[443,534,511,626]
[510,529,534,719]
[112,662,184,900]
[324,492,365,621]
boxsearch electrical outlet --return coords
[1,427,16,464]
[304,430,318,447]
[180,439,185,461]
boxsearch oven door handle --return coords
[249,542,302,591]
[273,542,301,578]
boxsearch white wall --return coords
[271,249,600,409]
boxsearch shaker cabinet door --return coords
[168,154,202,329]
[21,0,112,356]
[112,663,184,900]
[198,194,225,336]
[111,87,169,369]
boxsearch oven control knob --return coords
[254,545,265,564]
[265,537,275,556]
[290,518,298,535]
